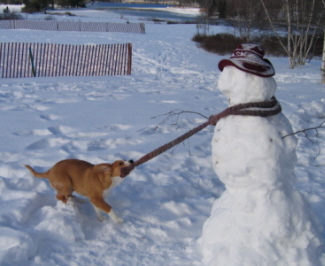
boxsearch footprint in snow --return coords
[26,138,69,150]
[40,114,60,121]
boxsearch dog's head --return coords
[109,160,133,177]
[93,160,133,184]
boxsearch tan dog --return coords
[25,159,133,223]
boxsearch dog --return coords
[25,158,133,223]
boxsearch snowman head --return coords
[218,44,277,106]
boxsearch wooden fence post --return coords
[128,43,132,75]
[29,46,36,77]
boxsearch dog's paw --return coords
[108,209,123,224]
[97,215,107,222]
[115,217,124,224]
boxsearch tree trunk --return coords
[322,0,325,84]
[321,28,325,84]
[283,0,295,68]
[260,0,324,70]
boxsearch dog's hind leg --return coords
[56,193,70,203]
[54,186,73,204]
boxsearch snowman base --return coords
[199,186,325,266]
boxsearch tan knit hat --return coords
[218,44,275,77]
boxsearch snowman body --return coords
[200,66,324,266]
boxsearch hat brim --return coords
[218,58,275,77]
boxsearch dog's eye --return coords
[118,162,124,166]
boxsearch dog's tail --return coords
[24,165,49,179]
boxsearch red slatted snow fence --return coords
[0,20,145,34]
[0,42,132,78]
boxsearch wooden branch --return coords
[282,120,325,139]
[151,109,208,130]
[150,109,209,155]
[282,120,325,160]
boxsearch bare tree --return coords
[260,0,325,69]
[225,0,265,42]
[199,0,223,35]
[199,0,265,41]
[198,0,213,35]
[320,0,325,84]
[198,0,228,36]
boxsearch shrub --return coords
[192,33,245,55]
[22,3,41,13]
[261,35,323,58]
[259,36,286,57]
[64,11,76,16]
[192,32,324,58]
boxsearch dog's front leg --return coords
[90,197,123,223]
[93,205,106,222]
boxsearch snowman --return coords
[199,44,325,266]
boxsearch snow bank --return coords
[0,4,23,13]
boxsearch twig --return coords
[151,109,208,155]
[283,120,325,159]
[151,109,209,130]
[282,120,325,139]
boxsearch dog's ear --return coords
[93,164,112,176]
[93,164,113,185]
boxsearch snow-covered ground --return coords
[0,4,23,13]
[0,5,325,266]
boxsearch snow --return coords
[0,4,324,266]
[0,4,23,13]
[150,7,201,16]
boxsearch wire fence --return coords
[0,42,132,78]
[0,20,145,33]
